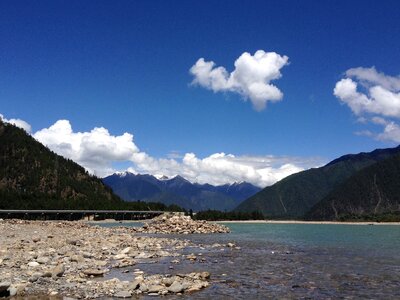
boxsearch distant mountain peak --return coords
[230,181,246,186]
[170,175,190,182]
[154,174,169,180]
[115,171,135,177]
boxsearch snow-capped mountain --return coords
[102,173,261,211]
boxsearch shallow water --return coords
[98,223,400,299]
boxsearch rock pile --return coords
[137,213,230,234]
[0,220,213,298]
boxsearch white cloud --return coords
[334,67,400,145]
[0,114,32,133]
[33,120,140,177]
[345,67,400,91]
[334,67,400,118]
[130,151,319,188]
[376,121,400,143]
[190,50,289,111]
[1,115,321,187]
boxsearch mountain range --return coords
[102,172,261,211]
[2,117,399,221]
[235,146,400,220]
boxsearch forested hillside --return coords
[235,146,400,219]
[306,153,400,221]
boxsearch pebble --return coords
[0,281,11,292]
[129,279,141,290]
[32,236,41,243]
[28,261,40,268]
[168,281,184,293]
[66,239,78,245]
[36,256,50,264]
[8,285,18,296]
[114,290,132,298]
[51,264,65,277]
[83,268,108,276]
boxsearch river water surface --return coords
[100,222,400,299]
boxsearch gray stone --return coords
[71,255,84,263]
[147,285,164,293]
[36,256,50,264]
[82,252,93,258]
[114,290,132,298]
[8,285,18,297]
[114,253,127,260]
[186,254,196,261]
[42,271,52,277]
[83,268,107,276]
[120,247,132,254]
[200,271,210,279]
[139,283,148,292]
[168,281,184,293]
[0,281,11,293]
[129,279,141,290]
[28,275,39,282]
[66,239,78,245]
[52,264,65,277]
[32,236,41,243]
[161,277,174,286]
[28,261,40,268]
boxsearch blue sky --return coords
[1,1,400,186]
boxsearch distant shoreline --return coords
[216,220,400,225]
[84,219,400,226]
[86,219,145,223]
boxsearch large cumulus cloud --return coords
[334,67,400,143]
[33,120,140,176]
[190,50,289,111]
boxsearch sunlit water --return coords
[96,222,400,299]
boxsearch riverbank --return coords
[0,218,229,298]
[217,220,400,225]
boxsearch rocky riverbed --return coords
[0,217,231,299]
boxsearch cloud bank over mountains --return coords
[190,50,289,111]
[0,115,319,187]
[334,67,400,143]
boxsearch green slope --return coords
[306,153,400,221]
[0,119,178,211]
[235,146,400,219]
